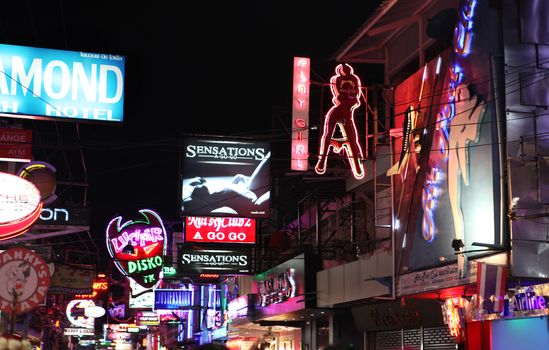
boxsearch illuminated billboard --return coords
[0,171,43,240]
[176,244,251,275]
[106,209,167,289]
[184,216,256,244]
[291,57,310,171]
[0,43,125,122]
[181,137,270,218]
[390,0,502,272]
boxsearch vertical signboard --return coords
[291,57,310,171]
[390,0,501,273]
[0,43,125,122]
[181,137,270,218]
[0,128,32,162]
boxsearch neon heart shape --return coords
[106,209,167,289]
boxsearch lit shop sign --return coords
[154,289,193,309]
[17,161,57,205]
[136,311,159,326]
[510,291,547,312]
[257,268,296,307]
[315,63,365,179]
[291,57,310,171]
[74,275,109,299]
[185,216,256,244]
[106,209,167,289]
[36,207,90,226]
[64,328,94,336]
[0,172,43,241]
[181,137,271,219]
[0,128,32,162]
[177,245,251,275]
[227,295,250,320]
[66,299,95,329]
[0,247,50,314]
[0,43,125,122]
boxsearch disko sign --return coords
[0,172,43,240]
[0,247,50,314]
[177,244,251,275]
[106,209,167,289]
[185,216,256,244]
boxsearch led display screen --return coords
[0,43,125,122]
[181,137,270,218]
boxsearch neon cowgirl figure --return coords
[315,63,365,179]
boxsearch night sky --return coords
[1,1,382,260]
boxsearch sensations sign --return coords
[0,43,125,122]
[0,171,43,240]
[106,209,167,289]
[177,245,251,275]
[0,247,50,314]
[181,137,271,218]
[185,216,256,244]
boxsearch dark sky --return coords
[2,1,382,236]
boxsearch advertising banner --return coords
[390,0,502,273]
[177,244,251,275]
[0,247,50,314]
[184,216,256,244]
[49,264,95,295]
[253,251,320,319]
[181,137,270,218]
[0,43,125,122]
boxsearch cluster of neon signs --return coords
[291,57,310,171]
[421,167,442,242]
[315,63,365,179]
[185,216,256,244]
[106,209,167,289]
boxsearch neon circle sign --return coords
[0,172,43,240]
[106,209,167,289]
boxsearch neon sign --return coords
[423,0,479,242]
[106,209,167,289]
[291,57,310,171]
[511,291,547,312]
[0,172,43,240]
[315,63,365,179]
[257,268,296,307]
[185,216,256,244]
[421,167,442,242]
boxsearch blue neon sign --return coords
[0,43,125,122]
